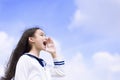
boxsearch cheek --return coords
[34,36,43,48]
[35,38,43,46]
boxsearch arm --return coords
[50,58,65,77]
[45,38,65,77]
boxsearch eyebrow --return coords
[40,32,46,36]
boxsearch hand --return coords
[45,37,57,58]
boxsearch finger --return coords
[47,37,54,43]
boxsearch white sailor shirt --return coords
[14,53,65,80]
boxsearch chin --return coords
[41,47,46,51]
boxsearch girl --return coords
[1,27,65,80]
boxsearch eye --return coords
[40,34,46,36]
[40,34,43,36]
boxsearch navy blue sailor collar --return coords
[25,53,46,67]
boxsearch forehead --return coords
[35,29,45,34]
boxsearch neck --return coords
[29,47,41,57]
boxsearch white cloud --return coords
[60,52,120,80]
[0,31,16,66]
[0,31,16,77]
[68,9,87,30]
[61,53,95,80]
[68,0,120,38]
[0,65,5,77]
[93,52,120,72]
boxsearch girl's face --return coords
[29,29,47,51]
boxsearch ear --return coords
[28,37,35,43]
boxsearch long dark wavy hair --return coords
[1,27,41,80]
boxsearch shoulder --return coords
[16,54,31,69]
[17,54,42,69]
[17,54,37,65]
[17,54,31,64]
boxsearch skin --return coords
[28,29,57,59]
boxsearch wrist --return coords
[51,52,57,58]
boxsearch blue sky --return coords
[0,0,120,80]
[0,0,120,58]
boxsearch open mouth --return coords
[43,41,47,46]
